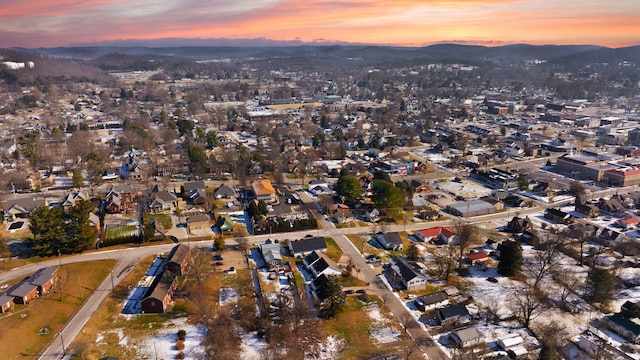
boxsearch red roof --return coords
[618,217,640,225]
[418,226,455,239]
[467,251,489,261]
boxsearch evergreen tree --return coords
[321,275,346,318]
[497,240,523,276]
[72,168,84,188]
[65,199,97,252]
[586,267,615,305]
[29,205,67,256]
[371,179,404,211]
[334,174,363,205]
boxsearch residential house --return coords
[28,267,60,295]
[182,181,206,205]
[163,244,191,276]
[415,226,456,244]
[141,271,178,314]
[259,240,283,268]
[435,304,471,326]
[601,313,640,344]
[615,217,640,230]
[289,237,327,257]
[311,273,332,301]
[450,327,484,348]
[544,208,571,224]
[388,256,426,291]
[186,213,211,234]
[303,251,342,278]
[182,181,205,198]
[148,187,177,212]
[377,232,404,251]
[187,188,207,205]
[62,189,89,211]
[415,291,448,311]
[2,197,46,223]
[213,183,237,199]
[505,216,533,233]
[215,214,234,234]
[465,251,489,265]
[621,301,640,319]
[575,202,600,218]
[0,293,14,313]
[6,281,38,305]
[333,206,354,223]
[364,207,381,222]
[251,179,277,204]
[308,179,335,196]
[598,197,626,215]
[104,190,124,214]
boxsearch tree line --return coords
[29,200,97,256]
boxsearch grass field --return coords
[148,214,173,229]
[0,260,115,359]
[324,237,343,262]
[326,296,386,359]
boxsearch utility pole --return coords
[110,272,115,292]
[78,276,82,300]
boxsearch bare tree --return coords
[478,296,501,325]
[567,225,596,266]
[526,232,564,289]
[190,247,210,287]
[454,222,480,269]
[555,272,582,308]
[201,309,241,360]
[510,285,546,329]
[431,245,458,282]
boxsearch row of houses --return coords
[140,244,190,314]
[0,267,60,312]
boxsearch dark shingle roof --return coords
[289,237,327,254]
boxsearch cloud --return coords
[0,0,637,47]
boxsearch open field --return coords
[0,260,115,359]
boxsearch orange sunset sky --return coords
[0,0,638,48]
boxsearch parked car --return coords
[487,277,498,283]
[355,289,366,294]
[213,254,223,261]
[344,289,355,295]
[215,261,224,266]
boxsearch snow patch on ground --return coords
[220,287,239,305]
[238,330,268,360]
[139,318,206,360]
[367,304,401,344]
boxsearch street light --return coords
[58,332,66,355]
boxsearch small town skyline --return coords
[1,0,639,48]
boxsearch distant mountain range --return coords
[7,39,640,67]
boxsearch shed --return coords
[497,335,524,349]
